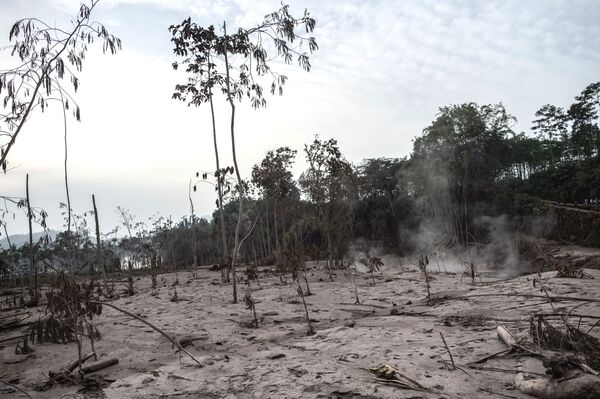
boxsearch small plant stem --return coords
[439,331,456,370]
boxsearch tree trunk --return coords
[188,181,198,268]
[273,202,280,263]
[257,212,268,260]
[59,86,75,274]
[223,21,241,303]
[265,201,272,256]
[92,195,109,294]
[26,174,37,299]
[326,228,334,281]
[208,53,229,283]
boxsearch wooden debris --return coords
[0,379,32,399]
[365,364,430,392]
[65,352,97,372]
[0,311,31,330]
[514,372,600,399]
[555,264,594,279]
[82,358,118,373]
[91,301,203,367]
[439,332,455,370]
[497,325,518,347]
[530,313,600,370]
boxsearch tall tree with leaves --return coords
[299,136,356,279]
[569,82,600,160]
[251,147,297,262]
[170,24,231,281]
[0,0,121,172]
[412,103,514,246]
[532,104,568,166]
[170,4,318,302]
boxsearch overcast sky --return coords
[1,0,599,236]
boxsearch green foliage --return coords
[252,147,297,201]
[170,4,317,109]
[513,157,600,202]
[299,136,357,273]
[354,157,416,252]
[410,103,514,245]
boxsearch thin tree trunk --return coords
[274,202,279,262]
[326,227,334,281]
[59,86,75,274]
[26,174,36,299]
[297,282,315,336]
[188,180,198,268]
[208,52,229,283]
[223,21,241,303]
[265,201,272,256]
[257,212,268,260]
[92,195,109,294]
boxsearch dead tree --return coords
[0,0,121,169]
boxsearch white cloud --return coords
[0,0,599,234]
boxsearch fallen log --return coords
[0,334,28,344]
[82,358,118,373]
[514,372,600,399]
[65,352,97,372]
[497,326,517,347]
[463,293,600,303]
[0,379,32,399]
[496,325,544,359]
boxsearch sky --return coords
[0,0,599,237]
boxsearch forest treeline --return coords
[1,81,599,276]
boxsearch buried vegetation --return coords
[2,247,600,398]
[1,1,600,399]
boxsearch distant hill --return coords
[0,229,59,249]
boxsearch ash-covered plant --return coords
[459,258,479,284]
[242,246,262,328]
[555,263,593,279]
[418,255,431,303]
[30,273,102,375]
[280,219,312,295]
[297,280,315,336]
[116,207,143,295]
[299,136,357,281]
[344,255,361,304]
[278,221,316,335]
[530,313,600,370]
[244,284,259,328]
[245,262,261,289]
[431,239,448,272]
[150,272,158,294]
[359,255,384,286]
[0,194,48,303]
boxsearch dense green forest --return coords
[1,81,598,277]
